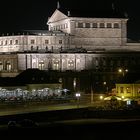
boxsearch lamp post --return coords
[75,92,81,108]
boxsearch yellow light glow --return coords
[118,69,122,73]
[100,96,103,100]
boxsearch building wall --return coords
[48,11,128,46]
[116,84,140,98]
[0,34,71,53]
[0,54,19,77]
[17,52,140,72]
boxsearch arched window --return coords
[68,60,74,70]
[107,23,112,28]
[53,60,59,70]
[5,40,7,45]
[6,61,11,71]
[15,40,18,45]
[31,46,33,51]
[9,40,12,45]
[38,61,44,70]
[114,23,119,28]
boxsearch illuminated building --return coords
[0,6,140,93]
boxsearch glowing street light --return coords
[100,96,103,100]
[122,96,124,99]
[118,68,128,76]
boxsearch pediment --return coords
[48,9,68,23]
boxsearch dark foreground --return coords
[0,107,140,139]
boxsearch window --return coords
[65,23,68,28]
[85,23,90,28]
[6,61,11,71]
[114,23,119,28]
[46,46,48,51]
[126,87,131,93]
[9,40,12,45]
[107,23,112,28]
[0,41,3,45]
[100,23,105,28]
[31,39,35,44]
[0,62,3,71]
[38,61,44,70]
[45,40,49,44]
[53,60,59,70]
[15,40,18,45]
[5,40,7,45]
[59,40,62,44]
[78,23,83,28]
[120,87,124,93]
[68,60,74,69]
[31,46,33,51]
[56,26,60,30]
[61,25,64,29]
[92,23,97,28]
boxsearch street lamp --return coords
[100,95,103,100]
[118,68,128,77]
[75,92,81,108]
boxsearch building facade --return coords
[0,8,140,93]
[116,83,140,98]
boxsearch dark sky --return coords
[0,0,140,40]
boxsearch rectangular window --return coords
[120,87,124,93]
[85,23,90,28]
[65,23,68,28]
[100,23,105,28]
[92,23,97,28]
[78,23,83,28]
[53,63,59,70]
[107,23,112,28]
[59,40,62,44]
[45,40,49,44]
[31,39,35,44]
[126,87,131,93]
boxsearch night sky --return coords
[0,0,140,40]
